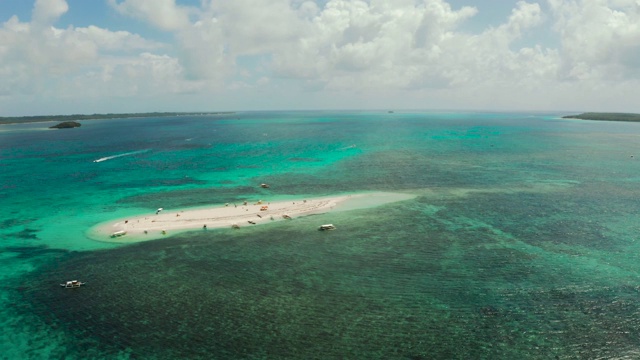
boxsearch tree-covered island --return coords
[562,112,640,122]
[49,121,81,129]
[0,111,234,125]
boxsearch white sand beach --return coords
[90,192,415,243]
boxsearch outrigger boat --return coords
[319,224,336,231]
[60,280,85,288]
[111,230,126,238]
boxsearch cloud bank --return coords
[1,0,639,115]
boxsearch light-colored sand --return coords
[89,192,415,243]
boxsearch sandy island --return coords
[89,192,415,243]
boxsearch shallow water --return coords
[2,111,640,359]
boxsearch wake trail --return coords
[93,149,150,163]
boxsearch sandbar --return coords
[89,192,415,243]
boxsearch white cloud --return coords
[0,10,171,102]
[108,0,192,31]
[32,0,68,26]
[174,19,229,81]
[75,26,161,52]
[209,0,307,55]
[2,0,640,114]
[269,0,546,92]
[548,0,640,81]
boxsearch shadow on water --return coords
[12,196,640,359]
[4,245,68,259]
[8,228,40,240]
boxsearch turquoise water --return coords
[2,111,640,359]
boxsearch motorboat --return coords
[60,280,85,288]
[260,183,270,188]
[111,230,126,238]
[319,224,336,231]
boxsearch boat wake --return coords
[93,149,150,163]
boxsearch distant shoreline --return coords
[562,112,640,122]
[0,111,235,125]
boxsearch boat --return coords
[282,214,292,219]
[260,183,270,188]
[111,230,126,238]
[319,224,336,231]
[60,280,85,288]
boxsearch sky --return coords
[1,0,639,116]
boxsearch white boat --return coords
[111,230,126,238]
[319,224,336,231]
[60,280,85,288]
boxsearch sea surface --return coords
[1,111,640,359]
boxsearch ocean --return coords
[1,111,640,359]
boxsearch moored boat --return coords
[111,230,126,238]
[60,280,85,288]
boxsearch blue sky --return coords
[1,0,639,116]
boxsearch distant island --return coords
[50,121,81,129]
[0,112,234,125]
[562,112,640,122]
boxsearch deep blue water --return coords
[2,111,640,359]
